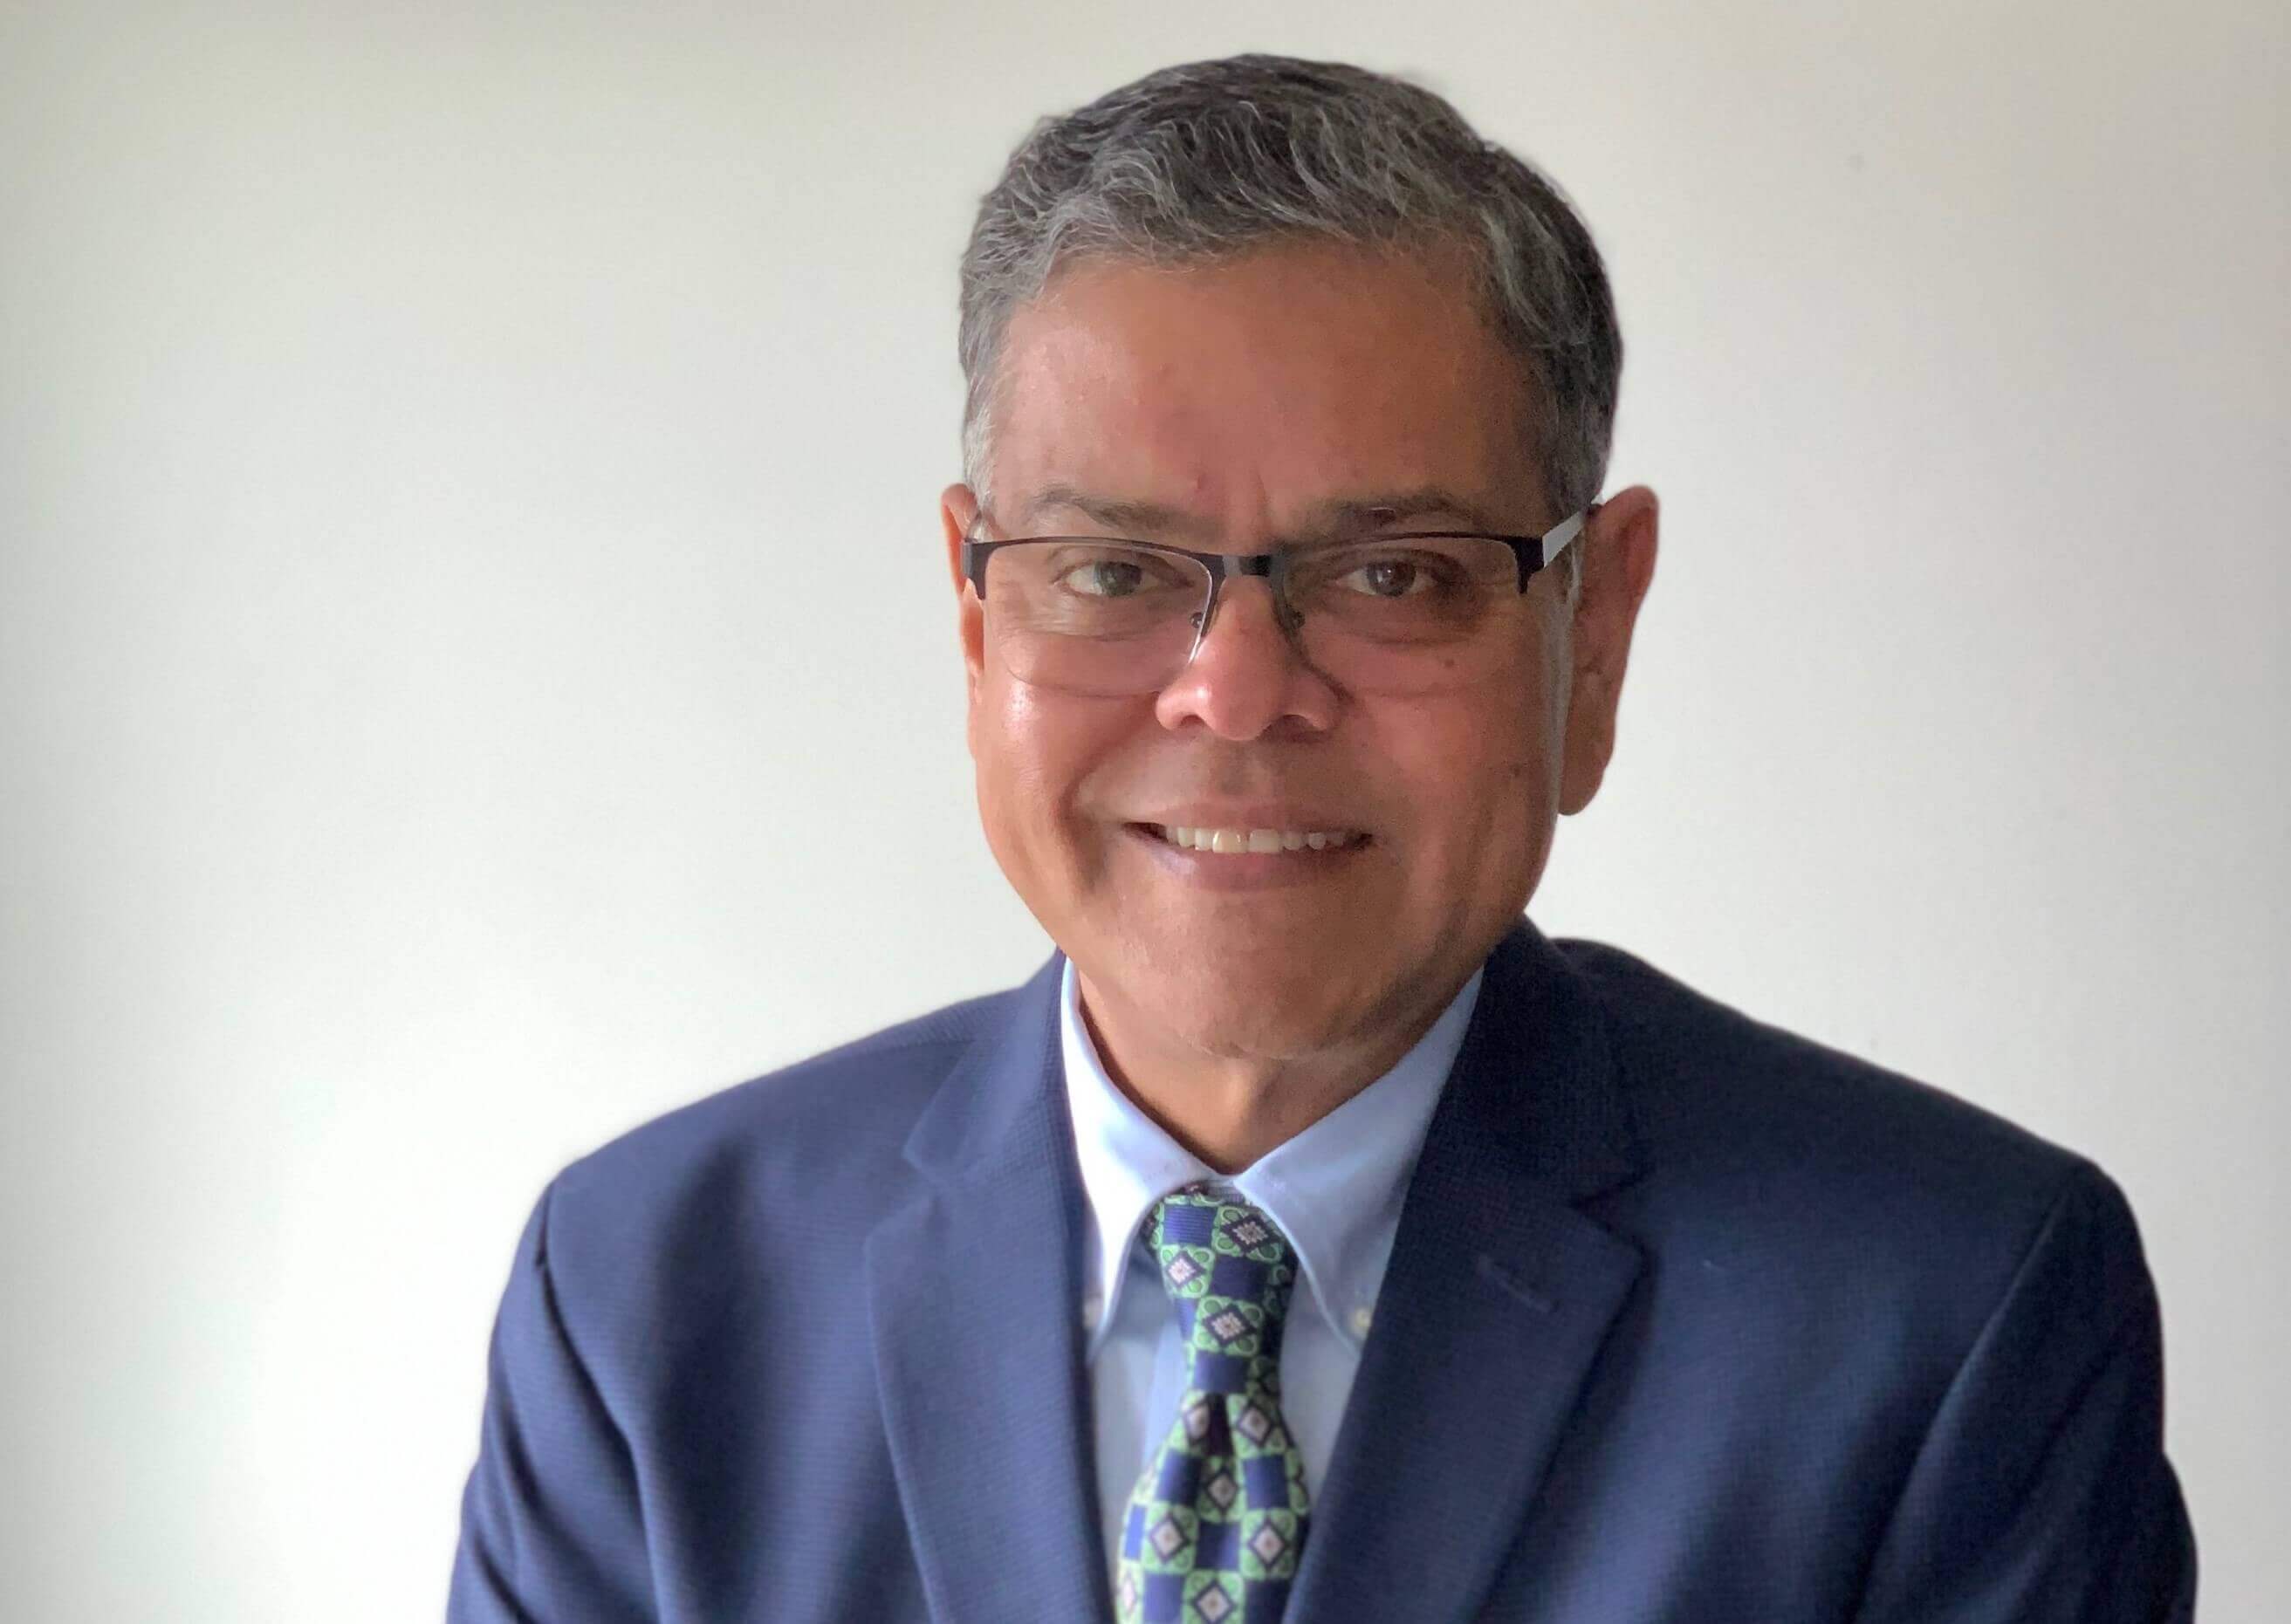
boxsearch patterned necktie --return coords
[1116,1182,1311,1624]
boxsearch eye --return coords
[1344,558,1424,598]
[1057,558,1149,598]
[1331,552,1459,598]
[1046,545,1197,600]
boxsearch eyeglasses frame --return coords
[961,505,1593,655]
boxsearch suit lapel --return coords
[863,954,1111,1624]
[1286,922,1649,1623]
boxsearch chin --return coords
[1163,997,1361,1065]
[1118,937,1387,1059]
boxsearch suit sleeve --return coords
[1849,1160,2197,1623]
[447,1181,658,1624]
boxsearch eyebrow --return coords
[1019,486,1209,538]
[1016,483,1519,543]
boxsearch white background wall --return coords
[3,2,2282,1618]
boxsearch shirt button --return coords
[1350,1305,1375,1337]
[1081,1293,1101,1326]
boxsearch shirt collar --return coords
[1060,956,1483,1360]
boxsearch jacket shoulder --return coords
[1549,935,2168,1392]
[1551,936,2116,1282]
[542,983,1019,1260]
[1558,935,2085,1182]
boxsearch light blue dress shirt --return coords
[1057,957,1484,1588]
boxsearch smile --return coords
[1150,825,1369,853]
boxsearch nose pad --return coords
[1185,576,1302,666]
[1156,569,1343,732]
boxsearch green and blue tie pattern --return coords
[1115,1183,1311,1624]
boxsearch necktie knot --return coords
[1145,1182,1300,1371]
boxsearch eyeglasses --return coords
[960,507,1588,697]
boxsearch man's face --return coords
[944,242,1645,1068]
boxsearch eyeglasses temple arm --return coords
[1542,510,1588,568]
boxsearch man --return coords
[449,54,2195,1623]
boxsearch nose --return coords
[1152,576,1341,739]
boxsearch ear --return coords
[943,483,986,702]
[1557,485,1659,816]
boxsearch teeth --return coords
[1155,825,1362,853]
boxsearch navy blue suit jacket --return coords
[449,922,2195,1621]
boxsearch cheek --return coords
[975,688,1054,840]
[1392,687,1556,867]
[973,677,1130,869]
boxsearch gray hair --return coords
[957,53,1622,572]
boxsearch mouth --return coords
[1121,821,1371,893]
[1140,823,1371,854]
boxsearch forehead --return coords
[988,241,1540,536]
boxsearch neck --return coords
[1075,970,1458,1174]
